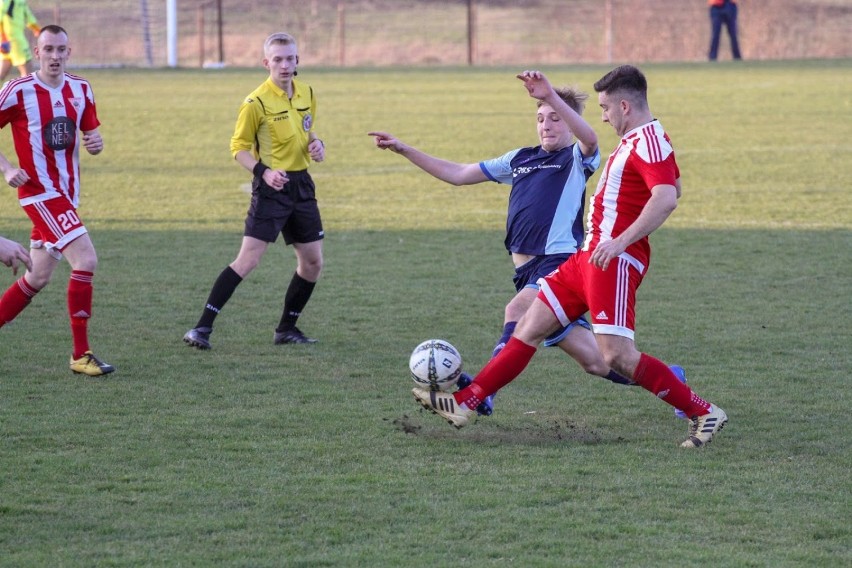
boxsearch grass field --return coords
[0,60,850,566]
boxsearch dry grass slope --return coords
[27,0,852,68]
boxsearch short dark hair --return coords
[39,24,67,36]
[537,87,588,114]
[593,65,648,106]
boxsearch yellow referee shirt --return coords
[230,77,317,172]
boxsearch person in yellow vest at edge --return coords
[0,0,40,82]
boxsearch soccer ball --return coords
[408,339,463,391]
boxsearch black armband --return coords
[253,162,270,178]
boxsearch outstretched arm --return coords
[516,70,598,157]
[368,131,487,186]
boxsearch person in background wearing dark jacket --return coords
[708,0,742,61]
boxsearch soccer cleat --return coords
[183,327,212,350]
[671,365,689,420]
[273,327,318,345]
[478,394,495,416]
[70,351,115,376]
[456,372,472,389]
[681,405,728,448]
[455,372,494,416]
[413,387,475,429]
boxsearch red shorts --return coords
[536,250,647,339]
[22,195,88,259]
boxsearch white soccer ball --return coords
[408,339,463,392]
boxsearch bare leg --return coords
[0,59,12,82]
[230,235,270,278]
[292,239,323,282]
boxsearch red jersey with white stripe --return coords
[0,72,100,208]
[582,120,679,270]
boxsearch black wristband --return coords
[253,162,270,178]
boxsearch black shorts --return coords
[512,253,572,292]
[244,170,324,245]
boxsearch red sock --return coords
[0,276,38,327]
[633,353,711,417]
[454,337,537,408]
[68,271,94,359]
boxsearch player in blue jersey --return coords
[370,70,640,416]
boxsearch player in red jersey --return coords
[414,65,727,448]
[0,24,114,376]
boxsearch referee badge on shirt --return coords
[302,113,312,132]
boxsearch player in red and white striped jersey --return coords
[415,65,727,448]
[0,24,114,376]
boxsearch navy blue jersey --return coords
[479,143,600,256]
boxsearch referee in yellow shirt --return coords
[184,32,326,349]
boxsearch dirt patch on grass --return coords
[390,411,622,446]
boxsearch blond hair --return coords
[537,87,589,114]
[264,32,297,55]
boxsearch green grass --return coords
[0,61,850,566]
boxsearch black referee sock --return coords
[196,266,243,329]
[276,272,316,332]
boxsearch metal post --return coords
[198,4,205,68]
[139,0,153,66]
[167,0,177,67]
[216,0,224,64]
[605,0,613,63]
[467,0,476,66]
[337,1,345,67]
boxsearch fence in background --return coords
[30,0,852,68]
